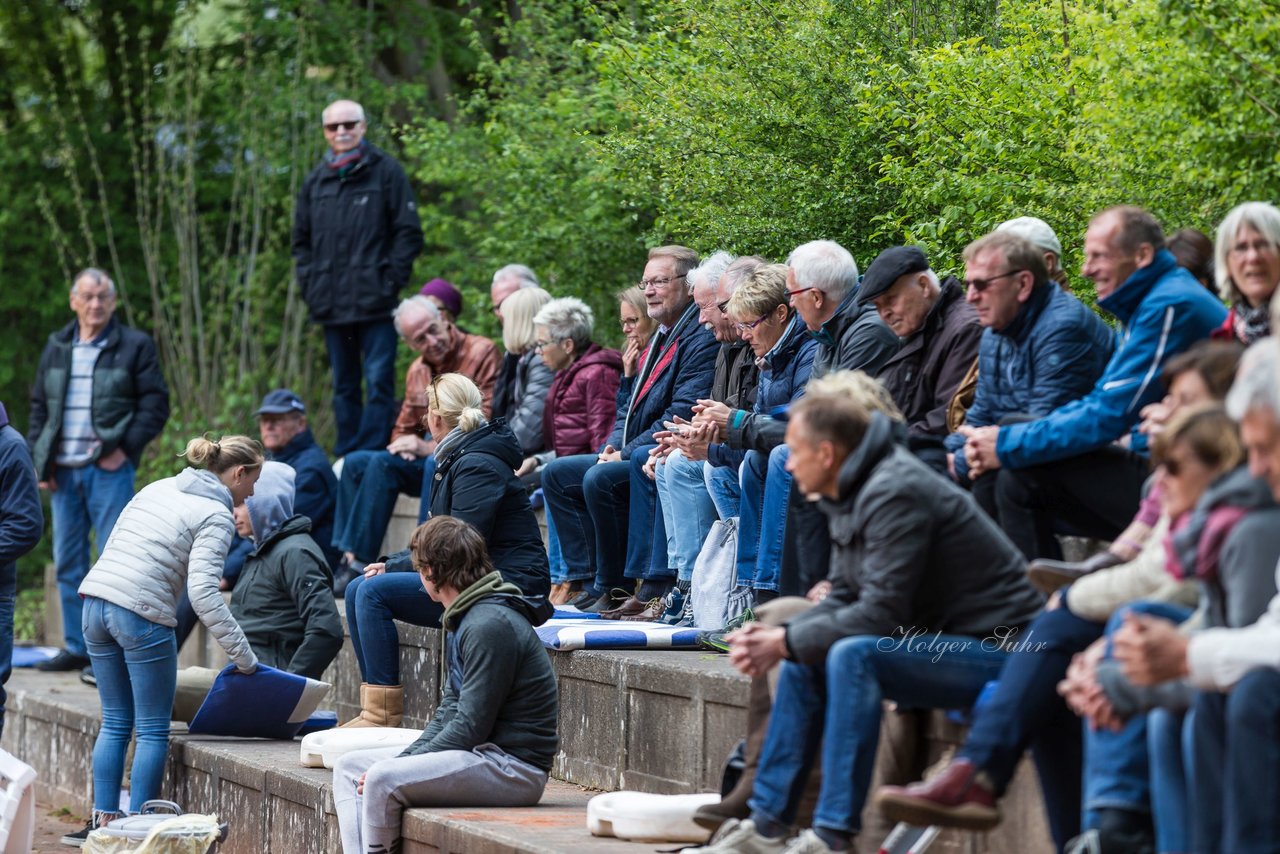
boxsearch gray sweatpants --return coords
[332,743,548,854]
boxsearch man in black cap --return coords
[858,246,982,471]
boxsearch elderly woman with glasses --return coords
[1212,201,1280,344]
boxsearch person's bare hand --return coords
[1138,396,1175,437]
[597,445,622,464]
[515,457,538,478]
[363,562,387,579]
[1046,590,1063,611]
[96,447,128,472]
[959,425,1001,478]
[386,435,428,461]
[622,340,641,377]
[357,772,367,795]
[1113,612,1189,686]
[806,580,832,603]
[692,399,733,431]
[678,422,717,462]
[727,623,788,678]
[642,456,658,480]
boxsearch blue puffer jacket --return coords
[607,300,718,459]
[711,314,817,469]
[997,250,1227,468]
[947,283,1116,479]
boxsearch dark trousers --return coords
[958,602,1098,850]
[995,446,1149,560]
[1190,668,1280,854]
[324,319,399,458]
[333,451,425,563]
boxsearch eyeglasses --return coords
[638,274,686,291]
[734,312,774,333]
[406,322,445,349]
[323,120,361,133]
[534,338,563,351]
[962,269,1027,293]
[715,299,732,315]
[1228,239,1279,258]
[785,286,817,299]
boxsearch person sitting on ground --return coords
[494,286,555,456]
[694,378,1043,854]
[331,296,500,570]
[859,245,984,472]
[342,374,551,728]
[1028,339,1243,591]
[332,516,558,854]
[944,230,1115,518]
[64,436,260,845]
[1211,201,1280,345]
[961,206,1228,560]
[542,245,718,616]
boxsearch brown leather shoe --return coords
[1027,551,1125,593]
[876,759,1000,831]
[600,595,649,620]
[621,597,665,622]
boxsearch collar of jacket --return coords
[895,276,964,357]
[631,300,699,398]
[0,401,8,430]
[57,316,119,348]
[818,412,906,515]
[1170,465,1274,579]
[1098,249,1179,325]
[433,418,522,476]
[758,313,806,372]
[272,428,318,465]
[997,280,1054,342]
[317,141,379,179]
[807,291,859,348]
[250,514,313,557]
[442,570,524,631]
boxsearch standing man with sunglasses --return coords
[293,99,424,458]
[943,230,1114,527]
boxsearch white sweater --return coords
[1187,558,1280,691]
[79,467,257,672]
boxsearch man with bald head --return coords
[293,99,424,457]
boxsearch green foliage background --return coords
[2,0,1276,606]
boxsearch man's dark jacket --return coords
[292,142,424,326]
[271,428,340,569]
[945,282,1116,480]
[229,514,343,680]
[785,413,1044,663]
[0,403,42,593]
[713,341,759,413]
[608,301,718,459]
[28,318,170,480]
[734,294,899,453]
[876,277,982,438]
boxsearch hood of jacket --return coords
[247,461,295,544]
[1099,249,1181,325]
[176,467,232,511]
[819,412,906,514]
[251,514,314,557]
[759,314,809,374]
[435,418,524,475]
[572,342,624,375]
[441,570,524,631]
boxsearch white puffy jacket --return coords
[79,467,258,672]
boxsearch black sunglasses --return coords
[324,120,361,132]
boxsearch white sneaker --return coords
[781,829,841,853]
[687,818,790,853]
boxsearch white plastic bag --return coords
[690,518,738,630]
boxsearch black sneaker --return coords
[80,665,96,687]
[37,650,91,672]
[61,819,94,847]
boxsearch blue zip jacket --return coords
[607,301,718,459]
[711,314,817,469]
[947,283,1116,480]
[0,402,43,593]
[997,250,1227,468]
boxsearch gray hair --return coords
[1226,339,1280,420]
[786,240,859,302]
[687,251,735,295]
[1215,202,1280,304]
[492,264,540,290]
[534,297,595,351]
[321,100,366,123]
[72,267,116,297]
[721,255,767,294]
[392,295,441,337]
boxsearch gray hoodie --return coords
[247,462,295,544]
[80,467,257,672]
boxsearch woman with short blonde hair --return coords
[494,287,555,454]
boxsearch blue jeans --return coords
[736,447,791,592]
[345,572,444,686]
[82,596,177,815]
[750,634,1008,835]
[1148,707,1189,854]
[545,509,569,585]
[1190,668,1280,854]
[705,461,741,521]
[654,451,719,582]
[51,461,136,656]
[957,601,1100,850]
[1082,601,1192,827]
[0,589,13,739]
[325,319,399,458]
[628,446,673,583]
[333,451,425,563]
[543,455,648,592]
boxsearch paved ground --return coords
[34,801,86,852]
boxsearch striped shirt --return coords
[55,334,107,467]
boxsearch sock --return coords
[568,581,583,593]
[636,580,673,601]
[676,578,691,594]
[814,826,852,851]
[755,589,779,604]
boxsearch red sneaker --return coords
[875,759,1001,831]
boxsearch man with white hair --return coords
[293,98,424,457]
[29,268,170,673]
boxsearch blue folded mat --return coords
[188,663,330,740]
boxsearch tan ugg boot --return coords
[340,683,405,728]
